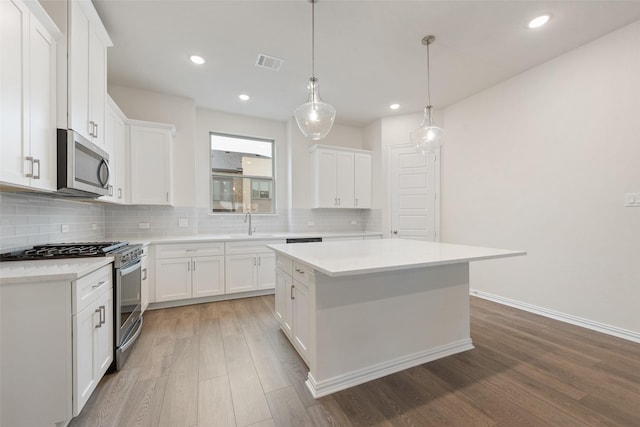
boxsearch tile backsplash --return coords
[1,191,381,251]
[0,192,105,252]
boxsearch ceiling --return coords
[94,1,640,127]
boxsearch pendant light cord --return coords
[311,0,316,79]
[426,40,431,108]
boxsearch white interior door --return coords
[389,145,438,241]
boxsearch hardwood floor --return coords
[70,296,640,426]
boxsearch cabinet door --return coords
[335,151,355,208]
[192,255,225,297]
[28,14,57,191]
[155,257,191,302]
[68,0,90,140]
[354,152,372,208]
[257,252,276,290]
[277,270,294,338]
[141,253,149,312]
[114,115,127,202]
[0,0,30,186]
[88,28,106,146]
[314,150,337,208]
[292,280,310,363]
[95,289,113,377]
[225,253,257,294]
[101,101,118,201]
[129,125,172,205]
[73,303,99,415]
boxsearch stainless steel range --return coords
[1,241,144,370]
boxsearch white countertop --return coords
[268,238,526,277]
[0,257,113,284]
[124,231,382,245]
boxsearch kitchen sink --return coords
[229,234,273,238]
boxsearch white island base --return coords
[269,239,525,398]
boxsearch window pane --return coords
[210,133,274,213]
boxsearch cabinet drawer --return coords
[293,261,314,286]
[225,239,285,255]
[155,242,224,258]
[276,254,293,275]
[73,264,112,314]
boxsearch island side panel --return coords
[309,262,472,396]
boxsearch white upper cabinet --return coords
[0,0,60,191]
[309,145,372,209]
[128,120,175,205]
[68,0,112,145]
[101,96,128,203]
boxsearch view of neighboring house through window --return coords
[210,132,274,213]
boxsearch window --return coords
[210,132,274,213]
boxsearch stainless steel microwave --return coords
[57,129,110,197]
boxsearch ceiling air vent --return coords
[256,54,283,71]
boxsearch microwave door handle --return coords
[98,159,111,188]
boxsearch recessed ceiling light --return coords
[390,103,400,110]
[528,14,550,29]
[238,94,250,101]
[190,55,205,65]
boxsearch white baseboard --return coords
[470,289,640,344]
[305,339,474,398]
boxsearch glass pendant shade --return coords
[411,106,445,155]
[295,77,336,140]
[411,35,444,155]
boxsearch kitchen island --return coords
[268,238,525,398]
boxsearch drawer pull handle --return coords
[291,284,295,300]
[92,281,106,289]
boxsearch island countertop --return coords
[268,238,525,277]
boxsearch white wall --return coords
[108,85,197,207]
[196,109,288,210]
[442,21,640,335]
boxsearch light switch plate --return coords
[61,224,69,233]
[178,218,189,227]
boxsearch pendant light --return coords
[411,35,445,155]
[294,0,336,140]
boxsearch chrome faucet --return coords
[244,211,253,235]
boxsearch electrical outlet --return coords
[61,224,69,233]
[625,193,640,207]
[307,221,315,226]
[351,219,357,225]
[91,223,97,231]
[139,222,150,229]
[178,218,189,228]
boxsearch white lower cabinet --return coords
[141,243,150,312]
[1,262,112,426]
[154,243,225,302]
[73,283,113,415]
[225,240,283,294]
[275,254,313,364]
[275,267,293,337]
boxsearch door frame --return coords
[387,144,441,241]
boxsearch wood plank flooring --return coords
[70,296,640,426]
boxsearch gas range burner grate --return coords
[1,241,129,261]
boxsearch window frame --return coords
[209,132,276,214]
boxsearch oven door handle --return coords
[120,259,142,276]
[119,317,143,353]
